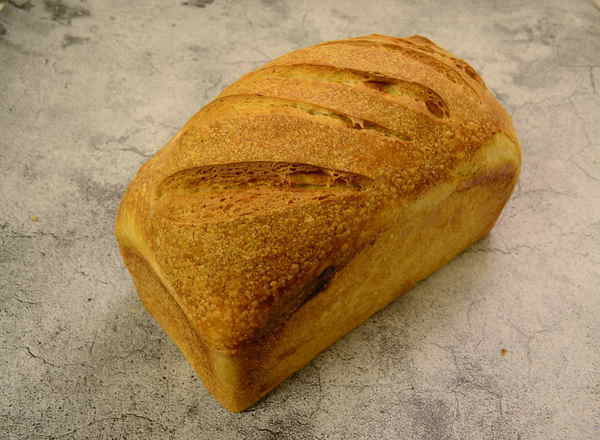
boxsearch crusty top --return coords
[116,34,517,352]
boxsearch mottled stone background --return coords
[1,0,599,439]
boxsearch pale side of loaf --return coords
[115,34,521,412]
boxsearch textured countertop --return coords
[1,1,599,439]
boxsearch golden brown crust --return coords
[116,34,519,354]
[218,132,520,410]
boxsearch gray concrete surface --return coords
[1,0,599,438]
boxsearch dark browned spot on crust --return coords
[276,346,298,361]
[302,266,336,304]
[453,59,485,86]
[425,100,447,118]
[457,162,516,192]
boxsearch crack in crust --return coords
[154,161,374,223]
[229,63,451,119]
[359,34,486,87]
[315,39,481,97]
[157,162,373,198]
[211,94,414,141]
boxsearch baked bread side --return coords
[115,34,521,412]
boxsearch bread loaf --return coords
[115,34,521,412]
